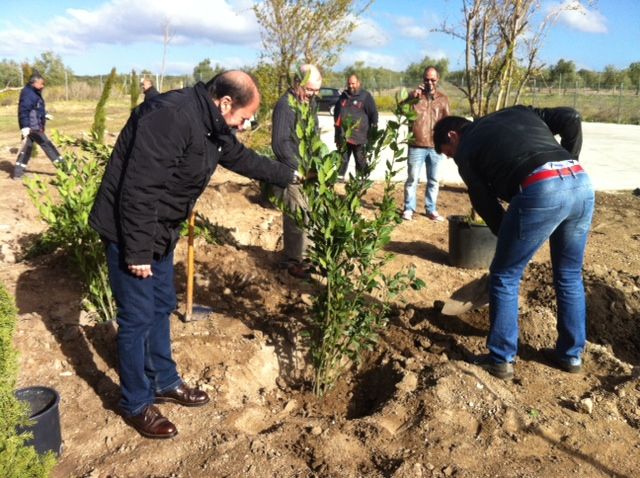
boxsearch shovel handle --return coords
[185,211,196,321]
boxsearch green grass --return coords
[372,82,640,124]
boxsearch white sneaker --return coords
[402,210,413,221]
[426,212,445,222]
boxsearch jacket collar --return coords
[193,81,231,137]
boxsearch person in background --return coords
[433,106,594,380]
[90,71,299,439]
[272,64,323,279]
[12,71,64,180]
[402,66,450,222]
[333,74,378,179]
[141,77,159,101]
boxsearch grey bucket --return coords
[15,386,62,456]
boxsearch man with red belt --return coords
[434,106,594,380]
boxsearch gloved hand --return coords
[20,127,30,139]
[45,113,54,120]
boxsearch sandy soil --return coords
[1,151,639,478]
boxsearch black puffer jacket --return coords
[333,88,378,145]
[90,82,293,264]
[454,106,583,234]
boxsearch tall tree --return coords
[32,51,72,86]
[91,67,117,143]
[550,58,576,85]
[253,0,373,93]
[0,59,22,88]
[627,62,640,95]
[192,58,223,83]
[403,56,449,87]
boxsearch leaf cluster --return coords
[0,283,56,477]
[24,133,116,323]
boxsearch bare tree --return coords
[253,0,372,93]
[437,0,584,118]
[159,18,174,92]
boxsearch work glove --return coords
[45,113,54,120]
[20,127,30,139]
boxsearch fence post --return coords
[617,82,623,123]
[573,80,578,108]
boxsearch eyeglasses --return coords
[423,78,438,83]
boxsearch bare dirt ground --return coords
[1,151,640,477]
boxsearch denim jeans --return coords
[105,241,182,416]
[403,147,443,214]
[487,170,594,365]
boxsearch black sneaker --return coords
[471,354,514,380]
[541,348,582,373]
[12,164,26,180]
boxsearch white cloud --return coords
[337,50,404,70]
[393,15,429,40]
[0,0,261,57]
[349,17,390,48]
[552,0,607,33]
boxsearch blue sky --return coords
[0,0,637,76]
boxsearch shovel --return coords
[182,211,214,322]
[441,273,491,316]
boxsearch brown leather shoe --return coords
[124,405,177,439]
[155,383,210,407]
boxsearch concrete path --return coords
[318,114,640,192]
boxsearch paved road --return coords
[318,114,640,191]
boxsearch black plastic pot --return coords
[448,215,497,269]
[15,386,62,456]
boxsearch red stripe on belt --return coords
[521,164,585,189]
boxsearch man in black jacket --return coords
[90,71,297,439]
[434,106,594,380]
[333,74,378,178]
[141,78,159,101]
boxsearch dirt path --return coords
[1,151,639,477]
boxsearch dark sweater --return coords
[271,90,319,170]
[333,89,378,145]
[454,105,583,234]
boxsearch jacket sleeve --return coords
[217,133,294,187]
[119,108,189,264]
[457,154,505,236]
[532,107,582,159]
[18,88,34,129]
[366,92,378,128]
[334,96,343,143]
[271,96,299,170]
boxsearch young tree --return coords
[253,0,373,92]
[91,67,117,144]
[130,69,139,111]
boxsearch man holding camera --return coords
[402,66,450,222]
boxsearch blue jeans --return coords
[487,170,594,365]
[403,147,443,214]
[105,241,182,416]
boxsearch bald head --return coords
[205,70,260,108]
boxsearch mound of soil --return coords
[1,161,639,477]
